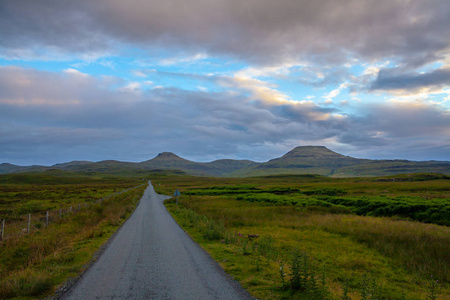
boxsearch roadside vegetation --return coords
[155,173,450,299]
[0,171,147,299]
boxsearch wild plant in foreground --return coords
[241,237,251,255]
[255,256,262,272]
[257,235,275,258]
[341,276,350,300]
[223,230,237,244]
[288,249,329,298]
[360,273,383,300]
[202,219,225,240]
[426,276,440,300]
[279,260,287,289]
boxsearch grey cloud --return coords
[370,67,450,92]
[1,67,449,165]
[358,103,450,138]
[295,67,351,88]
[0,1,108,56]
[342,140,450,162]
[333,102,450,159]
[2,0,449,67]
[337,131,389,147]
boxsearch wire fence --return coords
[0,184,146,243]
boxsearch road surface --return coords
[62,181,252,300]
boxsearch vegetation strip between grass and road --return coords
[0,173,148,299]
[155,174,449,300]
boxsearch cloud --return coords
[0,1,110,58]
[323,82,350,103]
[3,0,449,106]
[358,102,450,138]
[1,66,449,164]
[370,67,450,94]
[2,0,449,68]
[159,53,208,66]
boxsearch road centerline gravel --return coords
[62,181,252,300]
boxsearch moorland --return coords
[0,171,147,298]
[154,173,450,299]
[0,146,449,299]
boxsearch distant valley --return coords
[1,146,450,177]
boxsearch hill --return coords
[230,146,368,176]
[138,152,258,176]
[1,146,449,177]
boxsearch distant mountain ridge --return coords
[1,146,449,177]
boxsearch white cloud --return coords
[132,70,148,78]
[159,53,208,66]
[64,68,88,77]
[323,82,349,103]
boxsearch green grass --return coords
[156,174,450,299]
[178,173,450,225]
[0,171,144,219]
[0,185,146,299]
[0,173,147,299]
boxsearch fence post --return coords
[46,211,49,227]
[27,213,31,235]
[69,206,72,213]
[1,219,4,242]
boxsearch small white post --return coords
[46,211,49,227]
[69,206,72,213]
[27,213,31,235]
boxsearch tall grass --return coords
[181,195,449,283]
[303,214,450,283]
[0,184,146,299]
[168,196,450,298]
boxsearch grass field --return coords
[154,173,450,299]
[0,171,147,299]
[0,170,144,219]
[1,171,448,299]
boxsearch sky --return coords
[1,0,449,166]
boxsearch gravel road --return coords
[62,181,252,300]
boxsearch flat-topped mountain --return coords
[229,146,368,177]
[1,146,449,177]
[152,152,185,160]
[141,152,193,167]
[267,146,363,166]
